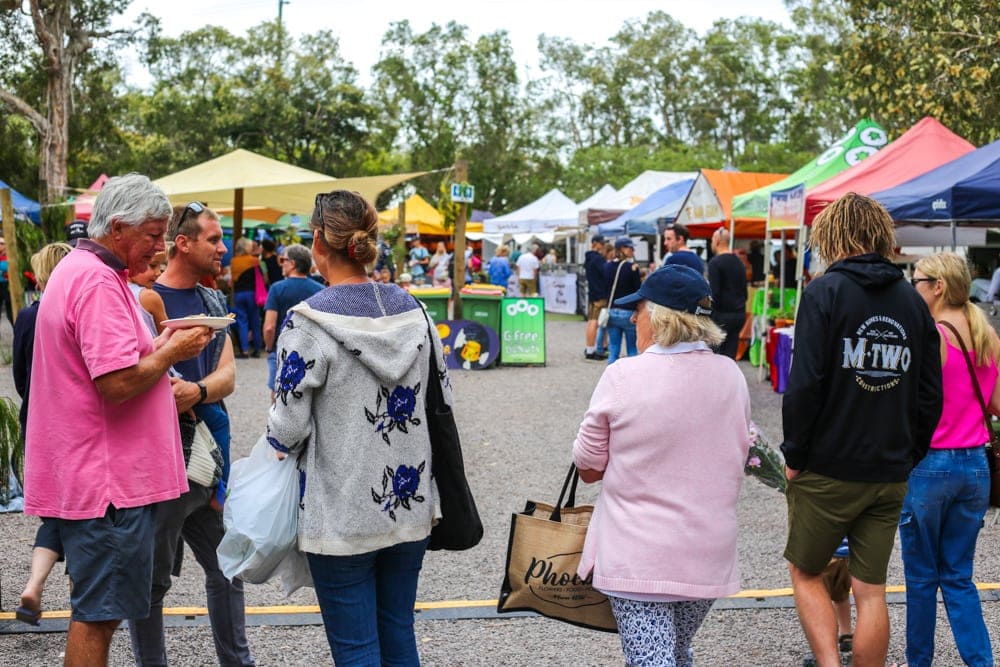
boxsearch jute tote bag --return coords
[497,464,617,632]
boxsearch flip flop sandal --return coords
[15,605,41,626]
[838,633,853,653]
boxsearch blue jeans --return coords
[233,290,261,354]
[900,447,994,667]
[307,538,429,667]
[606,308,637,364]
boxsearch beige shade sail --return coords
[153,148,428,217]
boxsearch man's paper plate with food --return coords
[161,314,236,330]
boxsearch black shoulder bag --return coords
[417,303,484,550]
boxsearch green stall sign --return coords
[500,297,545,365]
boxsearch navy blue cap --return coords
[66,220,88,239]
[614,264,713,315]
[614,236,635,249]
[591,234,605,244]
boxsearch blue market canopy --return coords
[871,137,1000,223]
[598,178,695,236]
[0,179,41,223]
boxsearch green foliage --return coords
[840,0,1000,145]
[0,395,23,505]
[40,201,72,243]
[15,219,46,284]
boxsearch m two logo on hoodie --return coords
[841,315,911,392]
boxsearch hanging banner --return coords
[500,298,546,366]
[767,184,806,232]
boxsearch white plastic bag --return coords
[217,436,300,584]
[272,547,314,596]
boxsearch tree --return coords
[840,0,1000,145]
[372,21,542,213]
[687,18,796,165]
[0,0,133,203]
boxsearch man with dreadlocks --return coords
[779,193,942,667]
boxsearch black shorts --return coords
[56,504,156,622]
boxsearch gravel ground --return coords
[1,314,998,666]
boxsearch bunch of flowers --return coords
[744,424,787,494]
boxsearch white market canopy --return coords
[576,184,618,210]
[581,170,697,225]
[484,188,580,234]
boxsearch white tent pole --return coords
[951,221,957,251]
[795,227,808,321]
[779,230,787,312]
[758,228,771,385]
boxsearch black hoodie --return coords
[780,254,943,482]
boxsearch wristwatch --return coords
[195,381,208,405]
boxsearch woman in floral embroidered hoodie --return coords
[266,191,447,666]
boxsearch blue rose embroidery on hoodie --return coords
[371,462,425,521]
[276,350,315,405]
[364,383,422,445]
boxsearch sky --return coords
[121,0,793,85]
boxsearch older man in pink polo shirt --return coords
[23,173,213,667]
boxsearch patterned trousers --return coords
[608,596,715,667]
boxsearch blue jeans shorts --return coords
[55,504,156,622]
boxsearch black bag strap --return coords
[938,320,993,439]
[550,464,580,522]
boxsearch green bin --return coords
[411,290,450,322]
[462,293,503,335]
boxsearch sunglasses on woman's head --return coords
[910,277,936,287]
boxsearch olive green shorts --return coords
[784,471,907,585]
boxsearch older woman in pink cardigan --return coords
[573,264,753,667]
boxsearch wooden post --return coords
[452,160,468,319]
[395,199,407,277]
[0,189,24,322]
[233,188,245,245]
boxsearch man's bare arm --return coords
[95,326,213,404]
[173,335,236,413]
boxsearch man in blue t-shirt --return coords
[131,204,255,666]
[263,243,323,398]
[408,238,430,284]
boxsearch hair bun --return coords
[348,230,377,264]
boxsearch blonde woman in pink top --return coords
[573,265,753,667]
[901,253,998,667]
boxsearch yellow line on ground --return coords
[3,584,998,621]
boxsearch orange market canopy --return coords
[377,194,483,236]
[153,149,428,224]
[674,169,787,238]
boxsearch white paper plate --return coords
[161,316,235,331]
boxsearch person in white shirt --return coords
[516,248,540,297]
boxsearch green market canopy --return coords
[730,119,889,235]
